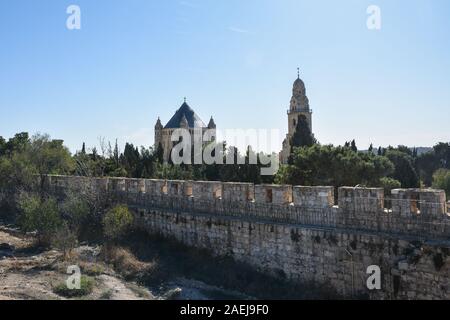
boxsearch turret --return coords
[154,117,163,147]
[155,117,163,130]
[208,116,216,129]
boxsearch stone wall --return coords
[44,175,450,299]
[135,208,450,299]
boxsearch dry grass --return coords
[100,245,156,280]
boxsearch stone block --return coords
[192,181,222,200]
[144,179,167,196]
[293,186,334,208]
[108,177,126,192]
[338,187,384,213]
[126,178,144,193]
[391,189,446,216]
[255,185,292,205]
[222,182,254,202]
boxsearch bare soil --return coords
[0,225,250,300]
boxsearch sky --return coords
[0,0,449,154]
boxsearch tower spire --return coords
[297,67,300,79]
[184,97,187,103]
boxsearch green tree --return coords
[290,115,316,150]
[416,143,450,187]
[397,145,412,156]
[379,177,401,195]
[433,142,450,168]
[113,139,120,167]
[276,144,394,187]
[27,134,75,190]
[60,191,90,235]
[155,143,164,164]
[154,162,193,180]
[385,149,419,188]
[17,193,62,246]
[350,140,357,152]
[123,143,141,177]
[0,151,37,193]
[432,169,450,197]
[377,146,382,156]
[103,205,134,242]
[0,136,6,156]
[5,132,30,155]
[417,151,438,186]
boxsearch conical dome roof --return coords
[293,77,305,94]
[164,102,207,129]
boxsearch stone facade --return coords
[44,175,450,299]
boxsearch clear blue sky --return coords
[1,0,449,153]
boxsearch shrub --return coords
[80,262,106,276]
[99,289,113,300]
[102,205,134,242]
[61,192,90,230]
[432,169,450,197]
[101,246,153,279]
[52,222,78,259]
[53,275,95,298]
[379,177,401,195]
[17,193,62,246]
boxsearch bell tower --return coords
[287,68,312,135]
[280,69,313,164]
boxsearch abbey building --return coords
[154,71,313,165]
[154,100,216,163]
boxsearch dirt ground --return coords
[0,225,150,300]
[0,225,251,300]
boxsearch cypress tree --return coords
[350,140,357,152]
[290,115,316,150]
[114,139,119,167]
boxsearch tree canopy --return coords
[275,144,394,187]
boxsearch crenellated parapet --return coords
[294,186,334,208]
[391,189,447,216]
[338,187,384,213]
[254,185,292,205]
[38,174,450,300]
[222,182,254,202]
[43,175,450,240]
